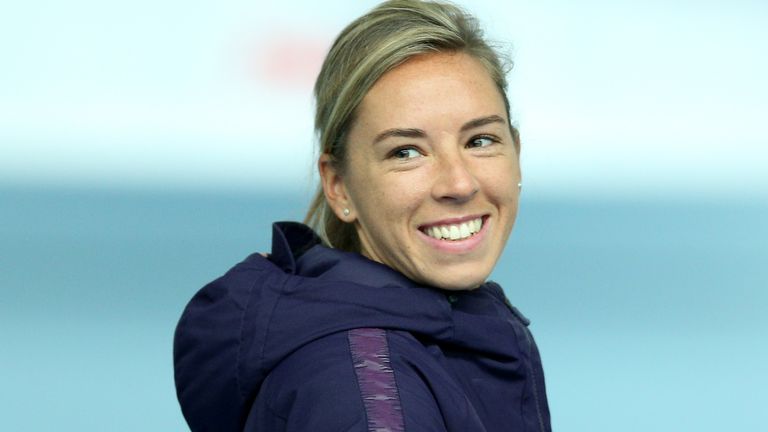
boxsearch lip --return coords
[417,214,490,254]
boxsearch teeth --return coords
[459,223,470,238]
[449,225,460,240]
[440,226,450,239]
[432,226,442,238]
[423,217,483,241]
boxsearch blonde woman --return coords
[174,1,551,430]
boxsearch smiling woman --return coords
[174,1,551,431]
[320,52,521,290]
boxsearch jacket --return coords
[174,222,551,431]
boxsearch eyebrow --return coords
[459,115,507,132]
[372,115,507,144]
[373,128,426,144]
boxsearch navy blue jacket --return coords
[174,222,551,431]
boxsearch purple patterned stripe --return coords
[348,328,405,432]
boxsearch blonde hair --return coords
[304,0,514,252]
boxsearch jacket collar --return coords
[269,221,320,274]
[270,221,424,290]
[267,222,531,359]
[268,221,528,331]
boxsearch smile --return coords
[420,217,484,241]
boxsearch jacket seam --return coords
[236,269,287,401]
[522,325,547,432]
[385,330,408,431]
[264,396,289,423]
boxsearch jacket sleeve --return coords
[173,255,282,432]
[246,330,451,432]
[244,331,369,431]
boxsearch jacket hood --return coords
[264,221,529,352]
[175,222,532,431]
[241,222,455,394]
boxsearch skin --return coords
[320,51,521,290]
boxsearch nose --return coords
[431,152,479,203]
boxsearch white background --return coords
[1,0,766,199]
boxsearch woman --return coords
[174,1,551,431]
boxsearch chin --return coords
[422,271,488,291]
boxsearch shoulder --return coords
[174,253,289,431]
[253,331,365,430]
[251,329,448,432]
[179,253,286,314]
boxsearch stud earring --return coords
[343,208,350,217]
[517,182,522,191]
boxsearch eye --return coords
[390,147,422,160]
[467,135,498,149]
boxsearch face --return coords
[321,51,521,290]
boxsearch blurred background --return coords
[1,0,766,430]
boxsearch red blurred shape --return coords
[256,35,330,90]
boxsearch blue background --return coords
[2,187,765,430]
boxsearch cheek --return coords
[376,172,430,217]
[479,160,519,198]
[353,170,431,229]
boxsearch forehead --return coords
[377,51,490,86]
[355,52,507,128]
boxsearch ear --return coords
[318,154,356,222]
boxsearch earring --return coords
[517,182,522,191]
[343,208,350,217]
